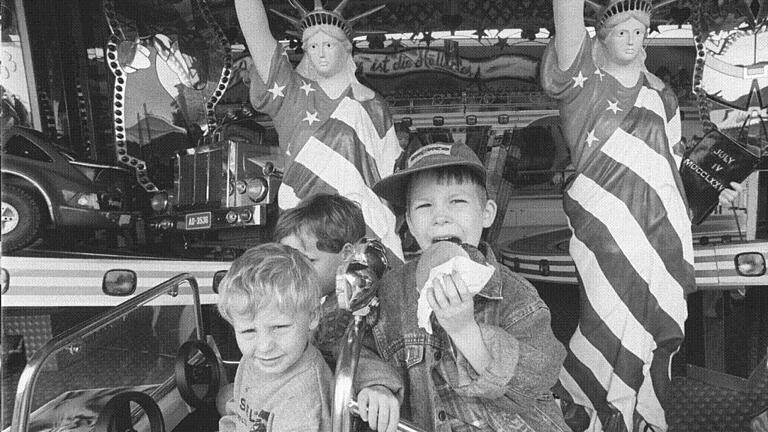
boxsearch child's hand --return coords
[426,270,476,335]
[356,385,400,432]
[216,382,234,416]
[719,181,744,208]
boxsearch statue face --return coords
[602,16,647,66]
[304,31,347,78]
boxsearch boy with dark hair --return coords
[216,242,332,432]
[275,193,366,366]
[276,193,403,432]
[365,142,569,431]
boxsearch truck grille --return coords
[176,147,226,208]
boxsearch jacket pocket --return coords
[373,321,444,370]
[375,331,430,369]
[402,343,425,368]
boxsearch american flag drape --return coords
[542,34,696,432]
[249,46,403,262]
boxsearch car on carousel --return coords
[3,241,420,432]
[1,126,142,253]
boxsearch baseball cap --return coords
[373,142,486,207]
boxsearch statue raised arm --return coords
[234,0,278,81]
[552,0,588,71]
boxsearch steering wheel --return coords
[174,339,221,409]
[93,391,165,432]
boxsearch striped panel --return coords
[693,246,721,287]
[711,244,768,286]
[1,257,230,307]
[499,240,766,287]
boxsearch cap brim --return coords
[373,161,487,208]
[372,170,411,208]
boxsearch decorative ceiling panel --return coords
[205,0,757,44]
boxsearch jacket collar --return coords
[463,242,503,300]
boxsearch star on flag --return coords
[572,71,588,88]
[300,81,315,96]
[267,82,286,100]
[303,111,319,126]
[606,100,623,114]
[586,129,599,147]
[594,68,605,80]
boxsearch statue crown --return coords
[271,0,386,40]
[597,0,654,29]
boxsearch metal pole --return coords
[332,316,426,432]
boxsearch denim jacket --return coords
[360,243,568,432]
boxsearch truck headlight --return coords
[150,192,169,213]
[237,178,268,203]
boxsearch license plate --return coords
[185,212,212,230]
[118,214,132,226]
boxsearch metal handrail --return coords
[10,273,203,432]
[332,316,365,432]
[332,316,424,432]
[332,238,425,432]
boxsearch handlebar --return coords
[346,401,424,432]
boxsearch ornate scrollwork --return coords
[102,0,232,192]
[691,0,767,152]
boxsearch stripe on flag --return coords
[278,182,301,210]
[636,360,667,431]
[577,153,695,297]
[559,369,605,432]
[294,137,403,260]
[600,128,693,262]
[567,174,687,329]
[570,235,656,363]
[666,109,682,167]
[561,351,605,414]
[634,86,683,169]
[331,97,401,178]
[561,347,618,429]
[569,327,636,432]
[635,88,667,123]
[566,191,686,348]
